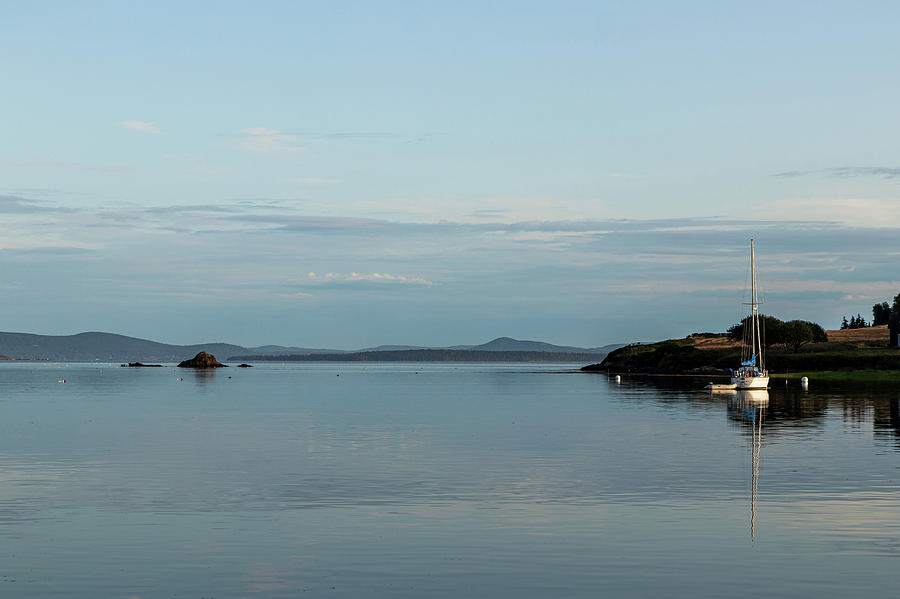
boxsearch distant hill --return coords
[231,338,624,363]
[245,344,346,355]
[357,344,430,352]
[468,337,621,353]
[229,349,612,363]
[0,331,625,363]
[356,338,626,354]
[0,331,247,362]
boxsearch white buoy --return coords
[800,376,809,390]
[615,375,621,383]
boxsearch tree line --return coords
[842,293,900,329]
[727,316,827,352]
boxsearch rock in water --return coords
[177,352,227,368]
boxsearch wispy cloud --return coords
[233,128,305,155]
[6,206,900,346]
[775,167,900,179]
[354,195,597,224]
[0,194,79,214]
[287,177,338,184]
[5,159,132,173]
[0,194,52,214]
[307,272,434,285]
[120,120,161,134]
[762,197,900,227]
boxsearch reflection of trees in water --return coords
[840,398,872,430]
[764,388,827,429]
[610,378,900,449]
[725,388,827,438]
[873,400,900,448]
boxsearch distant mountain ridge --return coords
[468,337,619,353]
[0,331,248,362]
[0,331,624,362]
[231,349,615,363]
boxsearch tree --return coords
[779,320,827,352]
[729,315,826,351]
[842,314,869,329]
[782,320,815,352]
[727,315,785,348]
[873,302,891,326]
[808,321,828,343]
[891,311,900,349]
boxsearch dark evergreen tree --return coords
[890,311,900,349]
[873,302,891,326]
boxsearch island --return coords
[177,352,228,368]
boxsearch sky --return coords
[2,1,900,349]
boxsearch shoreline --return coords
[587,369,900,382]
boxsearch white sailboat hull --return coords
[731,375,769,390]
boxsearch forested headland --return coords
[584,292,900,378]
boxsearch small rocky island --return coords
[177,352,227,368]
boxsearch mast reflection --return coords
[727,389,768,539]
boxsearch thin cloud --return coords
[0,194,51,214]
[121,120,161,134]
[774,167,900,179]
[288,177,338,184]
[761,197,900,227]
[0,194,79,214]
[307,271,434,285]
[6,159,132,173]
[233,128,305,155]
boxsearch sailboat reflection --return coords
[727,389,768,539]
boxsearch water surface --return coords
[1,363,899,597]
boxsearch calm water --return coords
[1,362,899,597]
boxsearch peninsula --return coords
[583,325,900,380]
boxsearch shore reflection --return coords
[613,378,900,450]
[872,400,900,448]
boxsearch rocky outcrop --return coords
[121,362,163,367]
[177,352,227,368]
[237,363,253,368]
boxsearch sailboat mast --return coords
[750,239,764,372]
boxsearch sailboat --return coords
[708,239,770,391]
